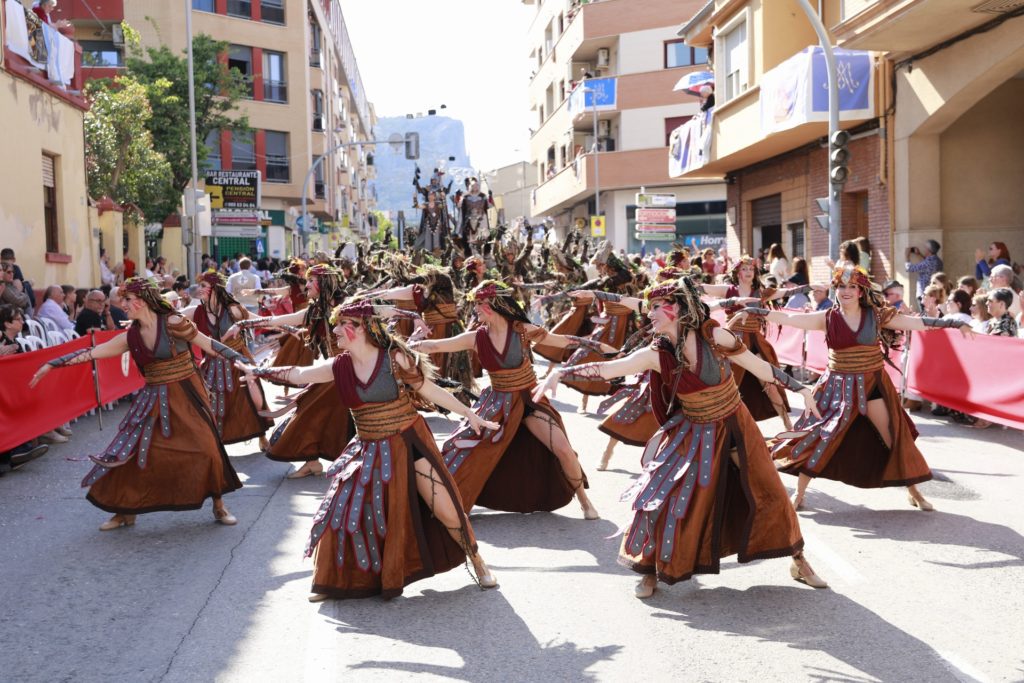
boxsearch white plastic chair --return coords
[25,318,47,343]
[66,329,80,340]
[17,335,46,352]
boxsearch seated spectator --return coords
[227,257,262,295]
[74,290,115,336]
[921,284,946,318]
[943,290,973,325]
[36,285,75,332]
[988,264,1021,321]
[808,287,833,311]
[957,276,979,298]
[882,280,906,310]
[0,262,31,313]
[929,271,953,297]
[144,258,156,278]
[0,305,50,473]
[72,287,89,319]
[985,288,1019,337]
[969,293,992,333]
[1,248,35,313]
[61,285,77,317]
[108,287,129,328]
[975,242,1011,281]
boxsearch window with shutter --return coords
[42,154,59,252]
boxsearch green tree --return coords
[371,211,396,249]
[125,30,251,220]
[83,76,174,223]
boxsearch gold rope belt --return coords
[828,345,883,373]
[603,302,633,317]
[423,302,458,326]
[350,393,418,440]
[222,335,247,353]
[677,380,742,422]
[143,351,197,385]
[489,362,538,392]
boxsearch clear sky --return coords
[340,1,534,173]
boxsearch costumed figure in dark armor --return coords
[459,179,494,256]
[29,277,243,531]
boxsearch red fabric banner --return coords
[0,331,144,452]
[905,329,1024,430]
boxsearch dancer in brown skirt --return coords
[533,276,828,598]
[737,265,973,511]
[701,256,814,429]
[226,264,352,479]
[237,301,498,601]
[534,243,639,413]
[186,270,272,447]
[411,280,613,520]
[29,277,242,530]
[261,259,314,370]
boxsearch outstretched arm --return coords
[531,347,659,402]
[236,358,335,386]
[29,333,129,388]
[739,307,828,332]
[884,312,974,338]
[409,329,477,354]
[524,323,617,354]
[568,289,643,312]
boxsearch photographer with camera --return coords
[905,239,943,310]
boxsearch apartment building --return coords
[524,0,726,252]
[1,1,97,287]
[55,0,377,263]
[675,0,1024,290]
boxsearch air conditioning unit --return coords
[111,24,124,45]
[596,48,610,68]
[597,119,610,137]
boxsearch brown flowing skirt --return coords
[773,368,931,488]
[733,328,790,421]
[619,406,803,584]
[85,375,242,514]
[271,333,314,368]
[265,382,354,463]
[598,385,660,447]
[204,346,273,444]
[534,303,591,363]
[310,418,475,599]
[443,389,581,513]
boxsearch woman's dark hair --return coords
[949,289,971,315]
[790,257,809,284]
[853,236,872,255]
[839,240,860,265]
[957,276,978,295]
[768,243,786,261]
[61,284,75,297]
[990,287,1014,308]
[0,303,21,328]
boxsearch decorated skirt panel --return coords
[442,387,514,474]
[81,383,174,486]
[787,370,869,469]
[621,412,720,564]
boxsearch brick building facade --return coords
[725,123,890,283]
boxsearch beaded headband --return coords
[831,265,876,290]
[196,269,226,287]
[121,276,162,296]
[466,279,514,303]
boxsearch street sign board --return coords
[635,193,676,208]
[590,215,606,237]
[682,234,727,251]
[636,208,676,224]
[635,223,676,233]
[205,170,262,210]
[634,232,676,242]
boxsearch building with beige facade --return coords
[55,0,377,266]
[675,0,1024,293]
[524,0,726,251]
[1,1,98,290]
[484,160,538,223]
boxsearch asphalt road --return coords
[1,367,1022,682]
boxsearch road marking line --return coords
[937,649,990,683]
[800,531,865,584]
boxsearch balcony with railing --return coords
[2,0,86,108]
[263,79,287,103]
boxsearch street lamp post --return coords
[184,0,201,279]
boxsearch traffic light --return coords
[404,132,420,160]
[829,129,850,185]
